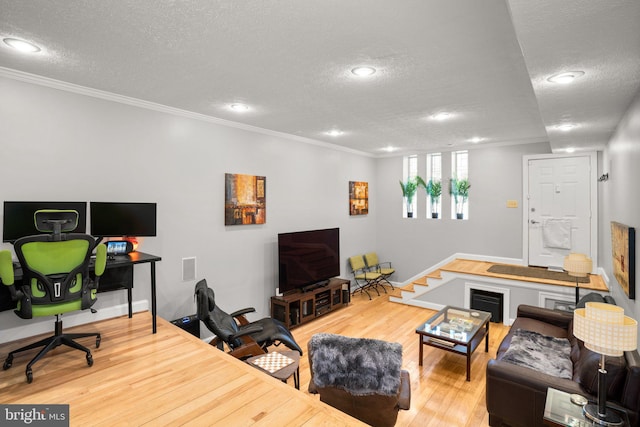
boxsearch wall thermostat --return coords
[106,240,133,256]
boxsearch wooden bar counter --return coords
[0,312,363,426]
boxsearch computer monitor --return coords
[90,202,157,237]
[2,201,87,242]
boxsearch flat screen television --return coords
[90,202,157,237]
[278,227,340,293]
[2,201,87,242]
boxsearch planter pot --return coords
[456,213,464,220]
[407,212,413,218]
[431,213,439,219]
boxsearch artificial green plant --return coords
[426,179,442,217]
[399,176,427,217]
[450,177,470,218]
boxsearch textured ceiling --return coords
[0,0,638,156]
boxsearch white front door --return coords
[527,156,592,269]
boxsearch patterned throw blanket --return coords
[501,329,573,379]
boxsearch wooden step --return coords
[425,269,442,279]
[411,276,427,287]
[439,258,608,292]
[411,269,440,288]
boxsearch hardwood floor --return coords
[414,258,607,291]
[0,288,510,426]
[0,313,361,426]
[293,288,510,427]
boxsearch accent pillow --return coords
[501,329,572,379]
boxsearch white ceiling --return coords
[0,1,638,156]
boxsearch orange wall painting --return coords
[349,181,368,216]
[225,173,266,225]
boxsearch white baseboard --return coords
[0,300,149,344]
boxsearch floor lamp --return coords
[573,302,637,426]
[564,253,592,305]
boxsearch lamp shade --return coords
[573,302,637,357]
[563,253,592,277]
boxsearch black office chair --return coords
[195,279,302,359]
[0,210,107,383]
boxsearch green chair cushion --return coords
[355,272,381,280]
[349,255,367,271]
[21,240,90,274]
[0,250,14,286]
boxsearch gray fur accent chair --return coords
[308,333,411,427]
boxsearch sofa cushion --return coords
[498,316,569,356]
[500,329,573,379]
[573,342,627,402]
[576,292,605,308]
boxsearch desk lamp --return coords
[564,253,592,304]
[573,302,637,426]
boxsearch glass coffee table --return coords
[416,305,491,381]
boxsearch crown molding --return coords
[0,67,373,158]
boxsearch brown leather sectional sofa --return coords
[486,304,640,427]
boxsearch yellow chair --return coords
[348,255,382,300]
[364,252,395,290]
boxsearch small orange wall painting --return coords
[225,173,266,225]
[611,221,636,299]
[349,181,368,215]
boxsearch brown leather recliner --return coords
[308,333,410,427]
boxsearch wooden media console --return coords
[270,278,350,329]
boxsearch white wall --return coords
[0,76,377,340]
[3,72,638,344]
[599,88,640,337]
[374,142,551,281]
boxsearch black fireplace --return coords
[470,289,503,323]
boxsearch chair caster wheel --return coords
[96,335,101,348]
[87,354,93,367]
[26,369,33,384]
[3,357,12,370]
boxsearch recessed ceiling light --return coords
[431,112,452,121]
[326,129,343,137]
[351,66,376,77]
[3,37,41,53]
[469,137,484,143]
[229,103,250,112]
[547,71,585,84]
[557,123,576,132]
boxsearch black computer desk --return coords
[0,251,162,334]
